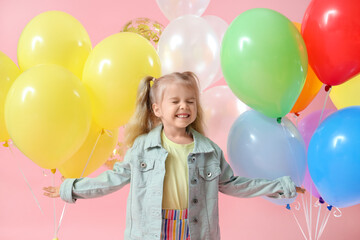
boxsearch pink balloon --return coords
[201,86,250,155]
[298,109,335,198]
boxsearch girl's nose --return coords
[180,103,187,109]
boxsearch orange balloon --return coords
[290,23,323,114]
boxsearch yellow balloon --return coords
[330,74,360,109]
[17,11,92,79]
[82,32,161,129]
[59,123,119,178]
[5,64,91,169]
[0,51,20,142]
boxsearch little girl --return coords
[44,72,305,240]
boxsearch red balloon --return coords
[301,0,360,86]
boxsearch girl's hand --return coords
[296,187,306,194]
[43,176,65,198]
[43,186,60,198]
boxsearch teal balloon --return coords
[308,107,360,208]
[227,110,306,205]
[221,8,308,118]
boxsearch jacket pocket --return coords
[133,158,155,188]
[199,164,221,181]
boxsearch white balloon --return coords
[203,15,228,85]
[158,15,220,91]
[156,0,210,21]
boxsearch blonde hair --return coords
[124,71,205,147]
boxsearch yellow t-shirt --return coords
[161,130,194,209]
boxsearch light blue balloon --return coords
[227,110,306,205]
[308,106,360,208]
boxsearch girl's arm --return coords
[218,151,304,199]
[43,150,132,203]
[60,157,131,203]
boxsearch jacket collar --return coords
[144,124,215,154]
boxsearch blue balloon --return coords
[308,106,360,208]
[227,110,306,205]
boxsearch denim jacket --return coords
[60,124,297,240]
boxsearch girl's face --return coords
[152,82,197,133]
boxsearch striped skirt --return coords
[161,209,190,240]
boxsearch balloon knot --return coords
[286,204,291,210]
[51,169,56,174]
[324,85,332,92]
[2,141,9,147]
[327,205,333,211]
[294,112,300,117]
[319,197,325,204]
[277,117,282,124]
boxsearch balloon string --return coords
[314,201,322,240]
[80,130,102,177]
[56,203,67,234]
[333,207,342,218]
[317,208,331,240]
[302,191,311,239]
[8,142,44,215]
[52,172,57,238]
[291,209,308,240]
[317,86,332,127]
[56,129,103,234]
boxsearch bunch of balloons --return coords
[1,11,161,177]
[223,0,360,208]
[222,8,308,205]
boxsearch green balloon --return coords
[221,8,308,118]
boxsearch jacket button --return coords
[140,162,147,168]
[193,217,198,223]
[207,172,212,178]
[192,198,198,204]
[191,178,198,185]
[191,156,196,163]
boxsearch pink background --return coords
[1,0,360,239]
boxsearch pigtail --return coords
[124,76,159,147]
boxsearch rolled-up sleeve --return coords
[60,151,132,204]
[218,151,297,199]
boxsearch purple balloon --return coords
[298,109,335,198]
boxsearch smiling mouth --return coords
[176,114,190,118]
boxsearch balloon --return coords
[82,32,161,129]
[17,11,92,79]
[5,64,91,169]
[301,0,360,86]
[158,15,220,91]
[120,17,165,48]
[0,51,20,142]
[297,109,335,198]
[308,107,360,208]
[290,22,323,114]
[104,127,127,169]
[156,0,210,21]
[201,86,250,155]
[228,110,306,205]
[203,15,229,85]
[330,74,360,109]
[221,8,308,118]
[58,123,119,178]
